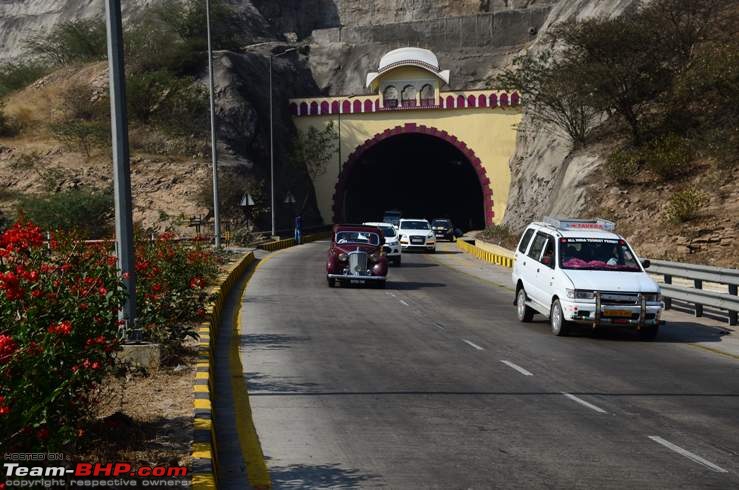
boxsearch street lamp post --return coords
[205,0,221,248]
[269,47,298,237]
[104,0,136,336]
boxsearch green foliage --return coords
[26,18,107,65]
[152,0,243,52]
[17,188,114,239]
[289,122,338,180]
[605,148,642,184]
[496,52,599,146]
[0,62,50,98]
[643,134,693,180]
[49,120,109,158]
[197,171,266,221]
[663,187,709,224]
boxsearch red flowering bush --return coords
[0,221,126,450]
[135,234,219,359]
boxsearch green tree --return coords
[287,122,338,213]
[495,52,599,147]
[26,18,108,65]
[17,187,114,238]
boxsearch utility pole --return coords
[269,47,298,237]
[206,0,221,248]
[104,0,136,335]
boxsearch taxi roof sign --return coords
[543,216,615,232]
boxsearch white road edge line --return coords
[648,436,728,473]
[462,339,484,351]
[500,360,533,376]
[562,392,607,414]
[399,299,410,306]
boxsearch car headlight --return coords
[643,292,662,302]
[338,253,347,262]
[566,289,595,300]
[427,232,434,239]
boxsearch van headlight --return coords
[643,292,662,302]
[566,289,595,300]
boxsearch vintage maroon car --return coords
[326,224,389,288]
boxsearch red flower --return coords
[98,286,108,296]
[48,321,73,336]
[79,302,89,311]
[151,283,163,293]
[31,289,43,298]
[0,221,44,252]
[189,276,206,289]
[0,335,18,363]
[0,395,10,415]
[91,361,101,370]
[36,427,49,440]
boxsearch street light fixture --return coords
[269,46,298,237]
[205,0,221,248]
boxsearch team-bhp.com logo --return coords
[2,461,189,487]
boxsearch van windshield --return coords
[559,238,641,272]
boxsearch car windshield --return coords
[400,220,430,230]
[432,220,451,227]
[559,238,641,272]
[378,226,396,238]
[335,231,380,245]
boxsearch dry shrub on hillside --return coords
[663,187,709,224]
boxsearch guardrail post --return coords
[730,285,738,326]
[694,279,703,317]
[664,274,672,310]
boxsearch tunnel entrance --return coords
[338,132,487,231]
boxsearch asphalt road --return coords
[238,241,739,489]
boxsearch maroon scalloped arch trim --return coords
[332,123,495,226]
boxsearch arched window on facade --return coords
[383,85,398,109]
[420,84,434,107]
[401,85,417,108]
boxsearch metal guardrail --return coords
[649,259,739,325]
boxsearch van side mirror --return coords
[641,259,651,269]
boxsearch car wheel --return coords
[327,277,335,288]
[639,325,659,340]
[550,299,570,336]
[516,288,534,322]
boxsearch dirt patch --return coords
[78,357,196,467]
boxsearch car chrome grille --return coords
[348,251,368,274]
[600,292,640,305]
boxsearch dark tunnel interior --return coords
[342,134,485,230]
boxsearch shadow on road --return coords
[246,372,320,393]
[393,262,438,268]
[268,463,381,489]
[240,334,310,350]
[527,320,730,343]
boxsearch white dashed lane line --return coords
[562,392,608,414]
[648,436,728,473]
[432,322,445,330]
[399,299,410,306]
[461,339,484,351]
[500,360,533,376]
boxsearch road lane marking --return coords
[399,299,410,306]
[648,436,728,473]
[462,339,484,351]
[500,360,533,376]
[433,322,445,330]
[562,392,607,414]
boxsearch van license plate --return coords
[604,310,631,317]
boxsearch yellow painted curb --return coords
[456,238,515,269]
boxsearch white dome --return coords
[378,47,439,72]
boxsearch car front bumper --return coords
[327,273,386,280]
[561,298,663,327]
[400,238,436,250]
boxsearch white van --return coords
[511,217,663,339]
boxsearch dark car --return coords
[326,224,388,288]
[431,219,455,241]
